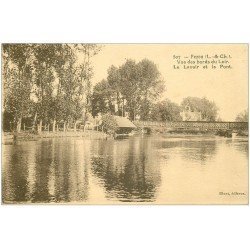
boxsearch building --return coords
[113,115,137,135]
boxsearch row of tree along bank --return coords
[2,44,247,134]
[3,44,101,133]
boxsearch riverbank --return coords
[2,130,109,143]
[2,129,248,143]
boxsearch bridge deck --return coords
[134,121,248,130]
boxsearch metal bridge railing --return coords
[133,121,248,130]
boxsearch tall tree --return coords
[75,44,102,117]
[33,44,60,132]
[51,44,76,131]
[2,44,34,132]
[2,43,100,133]
[60,60,85,131]
[137,59,165,119]
[92,80,116,116]
[92,58,165,120]
[118,60,141,120]
[107,65,123,115]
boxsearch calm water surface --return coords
[2,135,248,204]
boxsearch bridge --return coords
[133,120,248,131]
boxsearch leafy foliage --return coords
[2,44,101,132]
[101,114,118,134]
[2,44,34,131]
[150,99,182,121]
[235,110,248,122]
[92,80,115,116]
[91,58,165,120]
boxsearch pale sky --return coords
[90,44,248,121]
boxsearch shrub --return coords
[101,114,118,134]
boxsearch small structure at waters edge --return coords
[100,114,137,138]
[113,116,137,138]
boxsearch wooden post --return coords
[74,122,77,133]
[63,122,66,132]
[17,117,22,132]
[52,119,56,133]
[32,112,37,131]
[122,99,124,117]
[39,120,42,133]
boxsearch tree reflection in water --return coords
[180,140,217,164]
[151,136,217,165]
[2,139,90,203]
[225,139,248,158]
[2,135,248,204]
[91,137,161,202]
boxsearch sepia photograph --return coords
[2,1,250,250]
[1,43,248,204]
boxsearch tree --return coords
[60,60,86,131]
[33,44,61,132]
[101,114,118,135]
[75,44,102,116]
[117,60,140,119]
[150,99,182,121]
[181,97,218,121]
[235,110,248,122]
[107,65,124,116]
[2,44,34,132]
[92,80,116,116]
[2,44,101,133]
[91,58,165,120]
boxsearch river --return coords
[2,135,248,204]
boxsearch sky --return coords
[90,44,248,121]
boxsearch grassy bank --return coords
[2,130,109,142]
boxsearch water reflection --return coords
[180,140,217,164]
[2,145,30,202]
[150,137,218,167]
[91,138,161,202]
[228,139,248,158]
[2,135,248,204]
[3,139,90,203]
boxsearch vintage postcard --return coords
[1,44,248,204]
